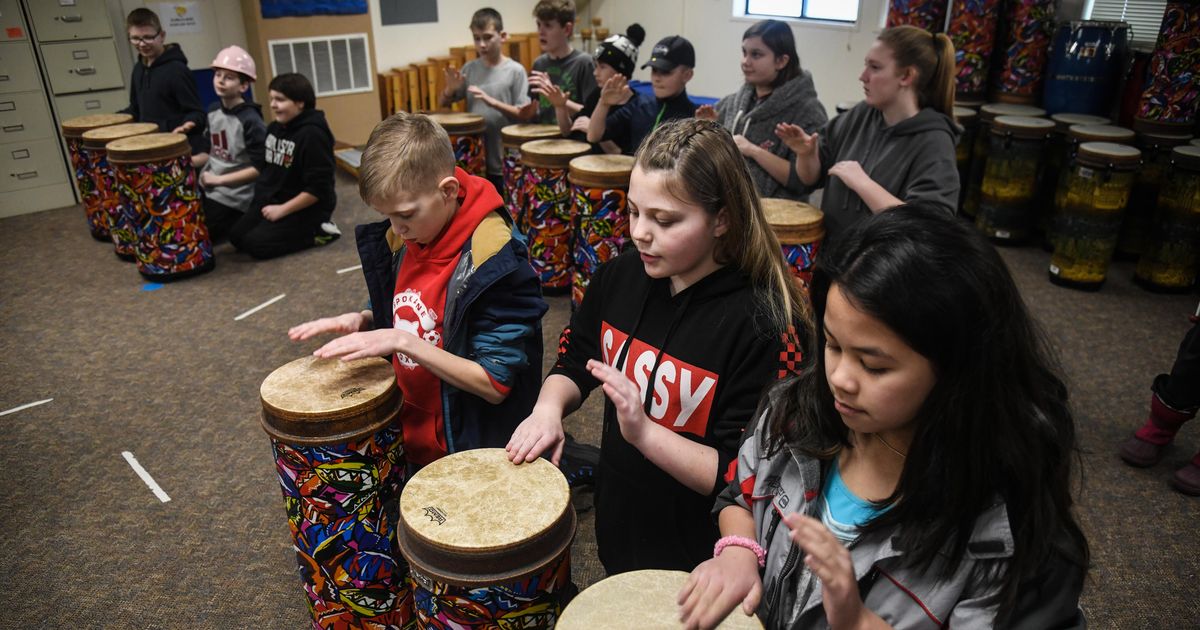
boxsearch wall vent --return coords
[269,34,372,97]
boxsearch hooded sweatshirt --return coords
[253,108,336,224]
[200,101,266,211]
[806,102,961,242]
[714,69,828,201]
[122,44,206,153]
[551,249,796,574]
[602,89,697,155]
[390,168,508,466]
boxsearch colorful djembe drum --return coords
[762,198,825,293]
[501,124,561,227]
[1134,1,1200,135]
[568,154,635,309]
[962,103,1046,217]
[428,112,487,177]
[79,122,158,262]
[1136,145,1200,292]
[1047,123,1136,250]
[886,0,947,32]
[59,113,132,240]
[519,139,592,293]
[976,115,1055,243]
[1117,131,1194,258]
[992,0,1056,105]
[1049,141,1142,290]
[948,0,1004,102]
[558,570,764,630]
[260,356,412,630]
[397,448,575,629]
[106,133,214,280]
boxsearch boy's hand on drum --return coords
[587,359,651,447]
[828,161,869,191]
[775,123,818,156]
[678,550,763,630]
[312,328,410,362]
[288,312,369,341]
[695,104,717,121]
[506,405,566,465]
[785,513,876,630]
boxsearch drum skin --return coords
[557,570,764,629]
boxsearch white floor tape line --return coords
[122,451,171,503]
[234,293,286,321]
[0,398,53,416]
[336,264,363,274]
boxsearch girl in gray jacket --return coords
[698,20,827,202]
[680,207,1088,629]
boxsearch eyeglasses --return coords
[129,33,161,44]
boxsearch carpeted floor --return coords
[0,170,1196,628]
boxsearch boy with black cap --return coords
[543,24,645,152]
[587,35,697,155]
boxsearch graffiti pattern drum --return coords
[60,113,133,240]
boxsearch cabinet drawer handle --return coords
[0,101,13,111]
[3,124,24,133]
[0,75,9,82]
[72,49,91,60]
[73,67,97,75]
[15,171,39,180]
[58,14,84,23]
[11,148,30,159]
[84,99,101,110]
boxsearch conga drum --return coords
[60,113,133,240]
[977,115,1055,242]
[1117,131,1193,259]
[428,112,487,177]
[519,139,592,292]
[569,154,635,308]
[953,106,979,213]
[1049,142,1142,290]
[1136,145,1200,292]
[1037,114,1109,233]
[397,448,575,629]
[963,103,1046,217]
[1043,21,1130,116]
[558,570,763,629]
[260,356,412,629]
[762,198,824,292]
[80,122,159,261]
[1047,123,1136,249]
[501,124,562,228]
[107,133,214,280]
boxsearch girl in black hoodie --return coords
[230,73,338,259]
[507,118,810,574]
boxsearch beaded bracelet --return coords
[714,535,766,568]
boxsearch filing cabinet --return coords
[53,87,126,121]
[40,38,123,93]
[26,0,113,42]
[0,137,68,193]
[0,91,57,144]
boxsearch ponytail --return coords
[878,25,956,117]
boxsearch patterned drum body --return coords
[994,0,1056,103]
[60,113,132,240]
[82,123,159,261]
[429,113,487,177]
[762,198,824,294]
[398,449,576,629]
[886,0,947,31]
[1135,2,1200,133]
[976,116,1054,242]
[1136,146,1200,291]
[261,357,414,630]
[1043,21,1130,116]
[108,133,214,280]
[948,0,1004,101]
[520,140,591,292]
[500,124,562,231]
[569,154,635,308]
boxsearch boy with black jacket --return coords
[122,8,205,153]
[229,73,339,259]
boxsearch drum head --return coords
[519,139,592,169]
[568,154,636,188]
[259,356,402,445]
[1078,141,1141,168]
[1172,145,1200,170]
[105,132,191,164]
[980,103,1046,122]
[398,448,575,586]
[501,123,562,148]
[992,115,1054,138]
[1051,113,1108,132]
[61,113,134,137]
[953,106,978,122]
[81,122,159,150]
[428,111,486,134]
[557,570,764,629]
[762,198,824,242]
[1069,124,1135,145]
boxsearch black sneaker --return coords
[559,433,600,488]
[314,221,341,246]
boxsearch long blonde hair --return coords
[634,118,808,333]
[878,25,956,116]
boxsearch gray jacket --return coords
[714,70,827,201]
[804,102,960,243]
[715,416,1087,629]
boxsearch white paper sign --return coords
[156,2,202,34]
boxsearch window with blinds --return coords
[1085,0,1168,48]
[269,34,373,97]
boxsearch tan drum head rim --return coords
[501,123,562,147]
[259,356,403,445]
[81,122,160,149]
[991,115,1054,139]
[557,570,765,629]
[1172,145,1200,170]
[1137,131,1194,150]
[762,198,824,242]
[397,448,575,587]
[519,139,592,168]
[1069,124,1135,144]
[428,111,486,134]
[568,154,636,188]
[1077,141,1141,168]
[952,106,978,121]
[106,132,191,163]
[61,113,134,137]
[980,103,1045,122]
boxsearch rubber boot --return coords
[1118,393,1197,467]
[1170,451,1200,496]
